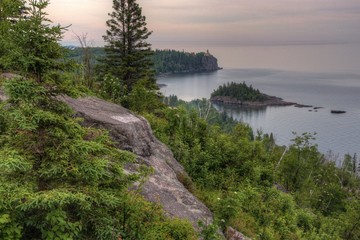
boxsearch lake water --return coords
[156,43,360,158]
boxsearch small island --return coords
[210,81,296,107]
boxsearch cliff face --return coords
[202,52,220,71]
[60,96,213,229]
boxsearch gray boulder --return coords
[0,78,214,230]
[225,227,251,240]
[60,96,213,229]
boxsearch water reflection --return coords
[213,103,267,123]
[158,68,360,157]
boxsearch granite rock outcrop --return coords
[60,96,214,229]
[202,50,221,71]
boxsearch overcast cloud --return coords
[47,0,360,47]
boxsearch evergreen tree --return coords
[0,0,68,82]
[101,0,155,92]
[0,0,26,71]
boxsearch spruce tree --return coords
[0,0,67,82]
[101,0,156,93]
[0,0,26,71]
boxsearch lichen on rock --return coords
[60,96,214,229]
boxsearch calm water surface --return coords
[157,43,360,158]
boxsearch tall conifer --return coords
[101,0,156,92]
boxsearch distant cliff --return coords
[201,50,220,71]
[153,49,221,75]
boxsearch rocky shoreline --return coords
[210,95,296,107]
[210,95,348,114]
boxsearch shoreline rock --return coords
[294,103,313,108]
[331,110,346,114]
[210,95,296,108]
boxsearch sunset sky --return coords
[47,0,360,47]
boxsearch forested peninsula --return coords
[66,47,221,75]
[153,49,221,74]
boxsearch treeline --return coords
[211,81,267,102]
[65,47,105,62]
[65,48,216,75]
[153,49,207,74]
[145,97,360,240]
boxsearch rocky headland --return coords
[154,49,222,76]
[201,50,222,72]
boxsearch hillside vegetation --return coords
[146,97,360,239]
[0,0,359,239]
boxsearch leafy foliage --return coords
[146,97,360,240]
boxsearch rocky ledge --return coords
[211,95,295,107]
[59,96,213,229]
[0,78,213,230]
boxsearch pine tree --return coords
[0,0,26,71]
[101,0,156,93]
[0,0,67,82]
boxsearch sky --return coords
[47,0,360,48]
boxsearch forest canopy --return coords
[65,48,219,75]
[211,81,267,102]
